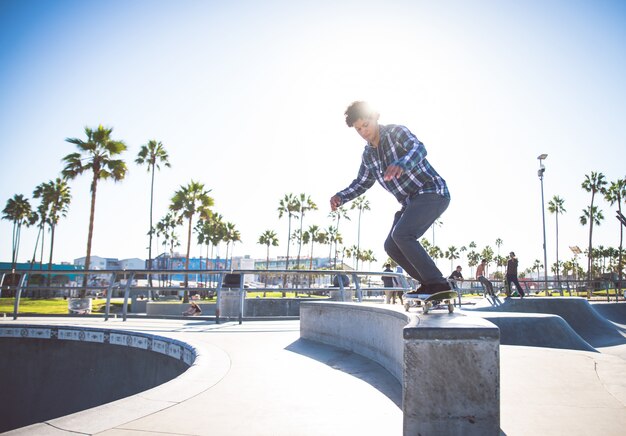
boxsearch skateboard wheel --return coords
[448,304,454,313]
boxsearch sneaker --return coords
[428,282,452,293]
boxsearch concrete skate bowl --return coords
[463,297,626,351]
[0,325,196,433]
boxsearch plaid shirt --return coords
[336,124,449,206]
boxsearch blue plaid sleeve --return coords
[390,125,427,171]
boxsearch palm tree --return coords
[532,259,543,280]
[33,178,71,273]
[169,180,214,302]
[325,225,342,267]
[258,230,279,272]
[294,193,318,268]
[62,124,127,293]
[2,194,34,269]
[277,193,299,270]
[136,140,171,284]
[495,238,503,274]
[480,246,494,275]
[467,251,480,278]
[350,196,370,270]
[581,172,607,281]
[605,178,626,294]
[223,221,241,265]
[445,246,459,273]
[548,195,566,285]
[329,205,350,268]
[580,205,604,283]
[31,184,50,268]
[303,224,323,269]
[258,229,278,292]
[155,212,180,286]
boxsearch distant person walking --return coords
[448,265,463,291]
[476,259,495,297]
[506,252,525,298]
[382,263,402,304]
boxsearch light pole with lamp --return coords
[538,154,548,293]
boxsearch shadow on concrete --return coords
[285,338,402,408]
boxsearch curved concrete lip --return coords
[462,297,626,352]
[3,320,232,435]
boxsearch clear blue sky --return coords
[1,0,625,275]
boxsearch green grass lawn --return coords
[0,298,128,315]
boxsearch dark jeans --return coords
[478,276,494,295]
[383,193,450,285]
[506,275,525,297]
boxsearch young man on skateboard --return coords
[330,101,451,298]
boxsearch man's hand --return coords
[330,195,342,211]
[383,164,403,181]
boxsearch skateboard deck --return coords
[404,290,458,314]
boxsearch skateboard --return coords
[403,290,458,314]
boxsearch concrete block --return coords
[403,314,500,435]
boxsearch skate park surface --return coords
[2,297,626,435]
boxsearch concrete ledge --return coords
[300,302,407,381]
[300,302,500,435]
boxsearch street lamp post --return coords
[538,154,548,293]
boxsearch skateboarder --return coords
[506,252,525,298]
[476,259,495,297]
[330,101,451,299]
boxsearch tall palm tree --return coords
[155,212,180,287]
[329,206,350,268]
[581,171,607,281]
[169,180,214,302]
[325,225,342,268]
[135,140,171,282]
[34,178,71,272]
[223,221,241,265]
[31,184,49,268]
[532,259,542,280]
[350,196,370,270]
[62,124,127,293]
[294,193,318,268]
[480,246,494,272]
[277,193,299,270]
[580,206,604,283]
[605,178,626,294]
[445,245,459,273]
[156,212,180,257]
[304,224,323,269]
[2,194,33,269]
[548,195,566,285]
[258,230,279,272]
[258,229,278,293]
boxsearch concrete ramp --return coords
[465,297,626,348]
[466,312,596,352]
[591,302,626,326]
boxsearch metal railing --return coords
[0,268,413,322]
[451,277,624,302]
[4,269,621,322]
